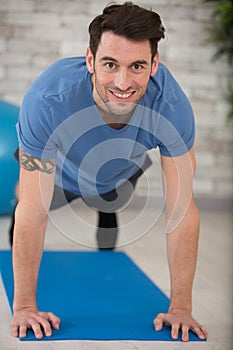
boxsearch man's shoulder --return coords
[28,56,88,99]
[149,62,181,96]
[146,62,190,108]
[45,56,87,76]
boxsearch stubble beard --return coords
[94,76,138,123]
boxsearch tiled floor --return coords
[0,200,232,349]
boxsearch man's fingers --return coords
[181,324,189,342]
[11,326,19,338]
[153,311,208,342]
[33,315,52,337]
[15,317,47,339]
[11,321,20,338]
[171,322,180,340]
[154,313,166,331]
[191,324,208,340]
[11,310,60,339]
[29,313,58,337]
[201,325,209,339]
[39,311,60,330]
[172,321,208,341]
[30,321,43,339]
[47,312,61,330]
[19,325,27,338]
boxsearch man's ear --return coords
[86,47,94,74]
[151,52,159,76]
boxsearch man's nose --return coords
[114,68,131,91]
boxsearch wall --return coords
[0,0,232,208]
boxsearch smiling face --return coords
[86,31,159,120]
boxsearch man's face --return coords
[86,31,159,117]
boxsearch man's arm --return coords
[153,148,208,342]
[11,147,60,339]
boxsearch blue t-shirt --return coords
[17,57,195,196]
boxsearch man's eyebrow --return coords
[100,57,149,66]
[130,60,148,66]
[100,56,118,62]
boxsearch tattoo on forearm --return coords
[19,148,56,174]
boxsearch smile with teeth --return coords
[111,91,134,99]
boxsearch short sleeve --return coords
[16,87,57,159]
[157,89,195,157]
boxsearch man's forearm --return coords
[13,202,48,311]
[166,199,200,312]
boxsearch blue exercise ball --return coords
[0,100,20,215]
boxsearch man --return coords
[11,1,208,342]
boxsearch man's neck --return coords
[96,104,135,130]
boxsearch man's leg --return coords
[96,211,118,250]
[8,183,118,249]
[51,186,119,250]
[8,184,78,247]
[95,155,152,250]
[9,149,151,249]
[9,208,15,247]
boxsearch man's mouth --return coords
[110,90,135,99]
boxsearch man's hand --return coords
[153,308,208,342]
[11,308,60,339]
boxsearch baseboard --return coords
[195,196,233,211]
[132,195,233,211]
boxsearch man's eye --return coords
[105,62,116,69]
[132,63,143,70]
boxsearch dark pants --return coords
[50,160,149,210]
[10,150,151,249]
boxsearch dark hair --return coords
[88,2,165,60]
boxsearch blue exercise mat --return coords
[0,250,205,341]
